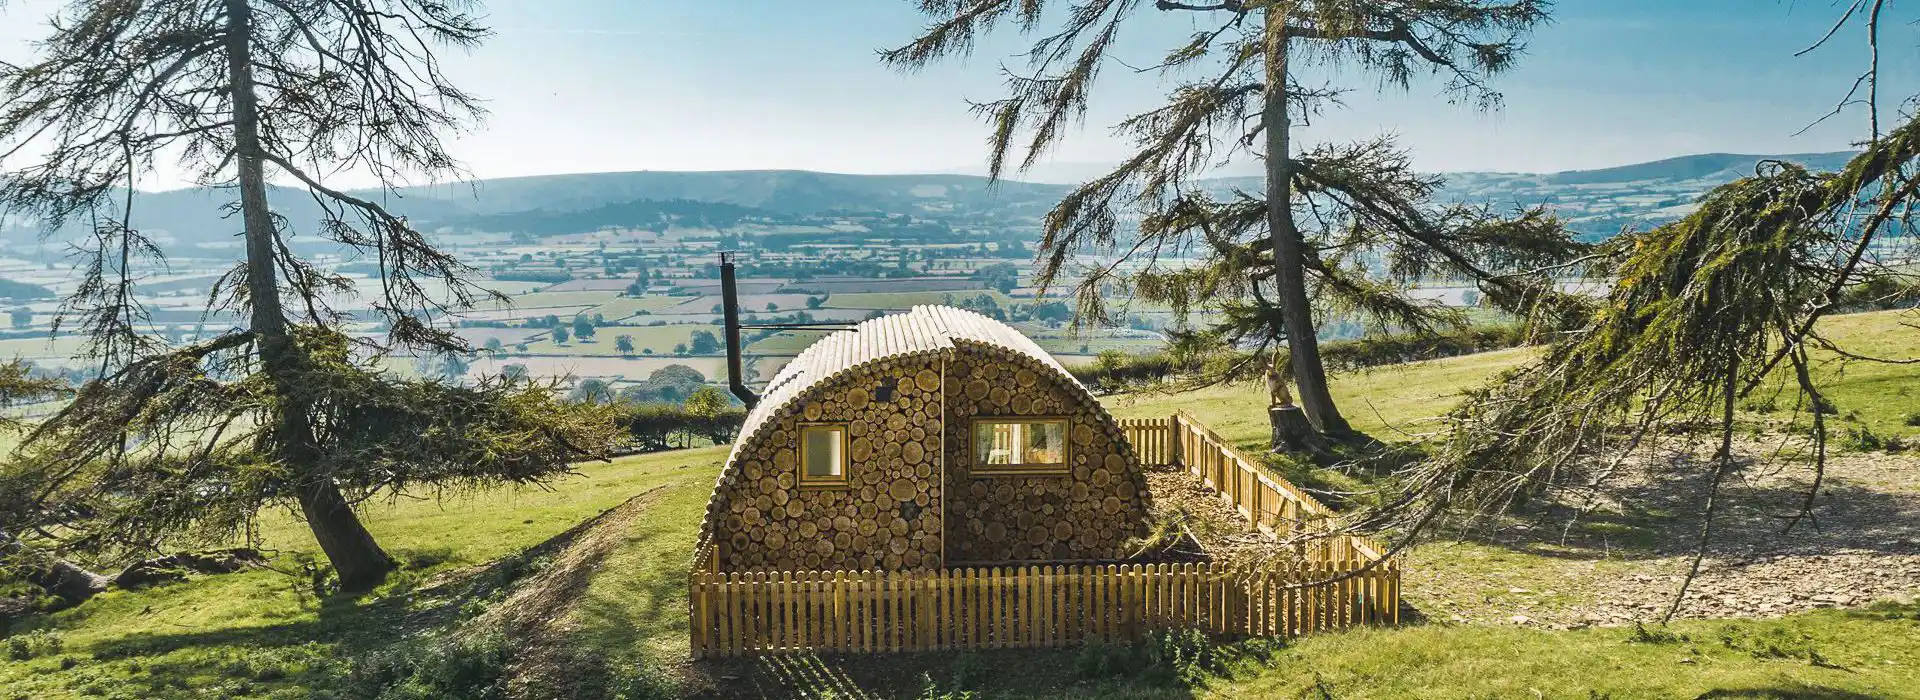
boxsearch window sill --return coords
[970,467,1070,478]
[798,480,850,490]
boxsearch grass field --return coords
[1109,309,1920,451]
[469,290,624,315]
[513,324,718,357]
[587,296,693,320]
[1,310,1915,699]
[819,290,1014,310]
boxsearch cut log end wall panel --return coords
[711,356,948,571]
[943,345,1151,564]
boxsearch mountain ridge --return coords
[0,150,1862,246]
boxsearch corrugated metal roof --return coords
[696,305,1097,557]
[734,305,1086,448]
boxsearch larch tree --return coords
[0,0,620,591]
[885,0,1586,446]
[1368,0,1920,619]
[0,362,104,604]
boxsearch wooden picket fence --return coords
[689,560,1397,657]
[1121,413,1389,562]
[689,413,1399,657]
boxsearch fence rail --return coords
[689,413,1400,657]
[691,560,1398,657]
[1158,413,1388,561]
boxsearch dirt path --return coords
[1405,441,1920,628]
[463,485,671,699]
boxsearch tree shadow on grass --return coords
[65,491,666,698]
[1453,450,1920,564]
[690,647,1213,700]
[1692,685,1886,699]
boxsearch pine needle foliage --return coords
[0,0,618,589]
[1370,115,1920,586]
[9,328,621,561]
[886,0,1589,431]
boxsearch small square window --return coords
[798,423,848,487]
[972,417,1070,475]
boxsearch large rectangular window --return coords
[972,417,1069,475]
[799,424,848,487]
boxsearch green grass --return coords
[472,290,623,314]
[4,311,1917,699]
[516,323,716,357]
[1107,346,1536,451]
[821,290,1014,310]
[586,295,692,320]
[0,448,724,699]
[1109,309,1919,452]
[1217,606,1920,699]
[0,335,89,361]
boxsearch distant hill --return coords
[1200,151,1859,240]
[0,151,1860,247]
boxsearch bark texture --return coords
[1264,9,1352,436]
[224,0,392,590]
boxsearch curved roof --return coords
[744,305,1083,441]
[696,305,1099,558]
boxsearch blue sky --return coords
[3,0,1917,187]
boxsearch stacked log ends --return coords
[711,356,945,571]
[943,343,1152,564]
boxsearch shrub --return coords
[345,632,513,700]
[3,629,62,660]
[1841,425,1884,452]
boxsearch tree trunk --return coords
[224,0,393,590]
[1269,406,1320,454]
[1263,11,1352,436]
[1,532,108,605]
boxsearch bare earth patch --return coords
[465,484,671,699]
[1405,440,1920,629]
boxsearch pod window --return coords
[972,417,1069,475]
[798,423,848,487]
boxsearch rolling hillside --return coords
[0,151,1863,247]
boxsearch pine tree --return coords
[886,0,1584,444]
[1376,2,1920,619]
[0,0,618,591]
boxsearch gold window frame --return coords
[796,422,850,488]
[969,416,1071,476]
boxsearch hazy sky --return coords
[2,0,1917,188]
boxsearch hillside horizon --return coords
[86,149,1864,197]
[0,149,1865,246]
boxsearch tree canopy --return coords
[0,0,618,590]
[887,0,1585,439]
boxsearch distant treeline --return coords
[1067,325,1536,393]
[1069,272,1920,393]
